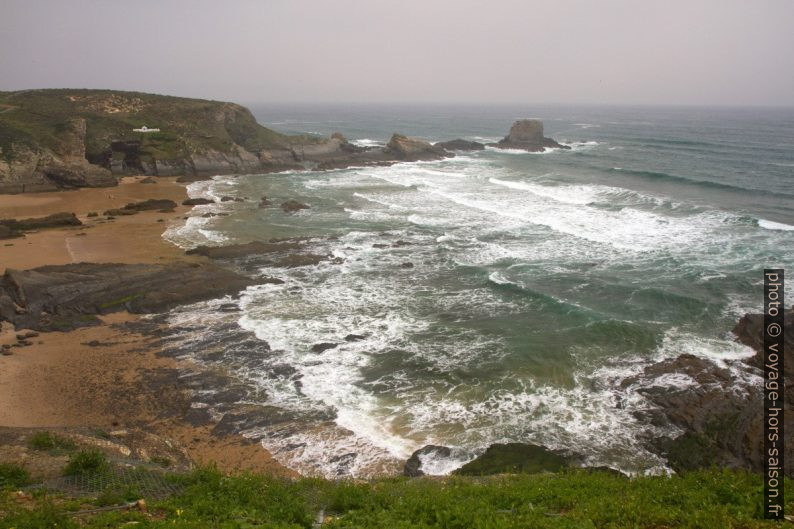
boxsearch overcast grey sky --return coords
[1,0,793,106]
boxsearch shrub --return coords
[28,431,77,451]
[63,450,109,477]
[0,463,29,488]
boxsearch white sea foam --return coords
[351,138,386,147]
[156,140,791,479]
[758,218,794,231]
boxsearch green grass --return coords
[62,449,109,477]
[0,467,790,528]
[28,431,77,452]
[0,463,29,489]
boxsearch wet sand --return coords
[0,178,296,477]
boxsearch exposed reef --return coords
[0,262,256,331]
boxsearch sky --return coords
[1,0,793,106]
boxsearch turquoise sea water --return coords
[164,105,794,477]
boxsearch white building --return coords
[132,125,160,133]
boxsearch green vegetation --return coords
[62,449,109,477]
[0,463,29,489]
[0,467,791,528]
[28,431,77,452]
[150,456,173,468]
[0,88,304,165]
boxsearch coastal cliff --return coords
[0,89,309,192]
[0,90,462,193]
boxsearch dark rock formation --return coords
[281,200,310,213]
[434,139,485,151]
[0,212,82,238]
[386,134,449,161]
[140,176,157,184]
[344,334,367,342]
[182,197,215,206]
[454,443,574,476]
[311,343,338,353]
[404,445,451,477]
[0,262,255,331]
[624,354,765,473]
[186,240,304,259]
[103,198,177,217]
[626,308,793,476]
[734,309,794,377]
[489,120,570,152]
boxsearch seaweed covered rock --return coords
[454,443,573,476]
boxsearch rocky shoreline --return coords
[3,199,788,478]
[1,88,567,192]
[1,101,788,479]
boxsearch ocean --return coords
[162,104,794,478]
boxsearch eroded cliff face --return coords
[4,90,550,193]
[0,118,115,193]
[0,90,301,192]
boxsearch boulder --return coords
[311,343,338,353]
[281,200,310,213]
[489,120,570,152]
[404,445,452,477]
[434,139,485,151]
[454,443,573,476]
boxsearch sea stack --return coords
[490,119,570,152]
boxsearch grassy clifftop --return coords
[0,89,294,164]
[1,465,790,528]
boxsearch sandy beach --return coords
[0,177,296,477]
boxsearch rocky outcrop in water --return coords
[434,139,485,151]
[0,262,256,331]
[454,443,576,476]
[627,308,793,476]
[489,119,569,152]
[186,240,304,259]
[385,134,449,161]
[404,445,452,477]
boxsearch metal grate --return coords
[30,466,184,499]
